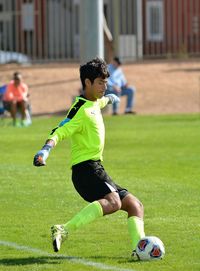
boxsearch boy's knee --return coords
[110,196,122,211]
[122,194,144,217]
[136,199,144,213]
[107,192,122,212]
[113,198,122,211]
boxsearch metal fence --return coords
[0,0,200,64]
[0,0,79,64]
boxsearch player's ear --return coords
[85,78,91,88]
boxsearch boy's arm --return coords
[33,112,83,167]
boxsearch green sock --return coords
[127,216,145,250]
[64,201,103,232]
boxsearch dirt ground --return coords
[1,59,200,116]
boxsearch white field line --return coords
[0,240,136,271]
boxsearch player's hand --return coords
[33,144,52,167]
[105,94,120,104]
[33,150,49,166]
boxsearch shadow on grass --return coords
[0,256,63,266]
[0,255,137,266]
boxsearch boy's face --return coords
[86,77,108,100]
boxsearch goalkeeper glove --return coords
[105,94,120,104]
[33,144,52,166]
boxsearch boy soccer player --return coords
[33,57,145,256]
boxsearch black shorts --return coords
[72,160,129,202]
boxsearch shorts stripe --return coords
[105,182,117,192]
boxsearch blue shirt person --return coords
[106,57,136,115]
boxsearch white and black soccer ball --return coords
[136,236,165,261]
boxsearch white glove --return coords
[33,144,52,166]
[105,94,120,104]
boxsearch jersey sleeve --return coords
[47,97,86,145]
[47,113,83,145]
[98,96,109,109]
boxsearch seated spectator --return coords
[3,72,31,126]
[106,57,136,115]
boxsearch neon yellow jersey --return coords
[48,96,109,166]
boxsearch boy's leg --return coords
[64,191,121,233]
[127,216,145,250]
[51,201,103,252]
[121,194,145,251]
[52,192,122,252]
[51,161,122,252]
[63,201,103,232]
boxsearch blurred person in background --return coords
[106,57,136,115]
[3,72,31,126]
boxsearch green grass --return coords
[0,114,200,271]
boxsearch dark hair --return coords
[113,56,122,65]
[80,57,110,89]
[13,72,22,80]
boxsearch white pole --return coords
[80,0,104,63]
[113,0,119,56]
[136,0,143,60]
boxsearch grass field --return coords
[0,114,200,271]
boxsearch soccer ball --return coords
[135,236,165,261]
